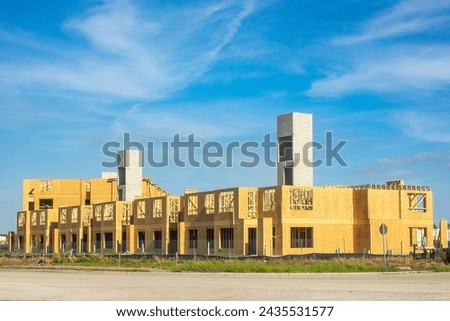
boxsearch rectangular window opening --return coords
[137,200,146,219]
[71,234,77,250]
[189,229,198,249]
[103,204,114,221]
[219,191,234,214]
[94,206,102,222]
[153,199,163,218]
[247,191,257,218]
[263,189,276,211]
[206,229,214,251]
[290,189,313,210]
[188,195,198,215]
[290,227,313,248]
[95,233,101,252]
[104,232,113,249]
[61,234,66,250]
[205,194,215,214]
[39,199,53,209]
[220,228,234,249]
[71,208,78,224]
[18,236,24,250]
[154,231,162,249]
[408,193,427,213]
[138,231,145,250]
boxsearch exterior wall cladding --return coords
[14,178,434,256]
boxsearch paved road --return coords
[1,269,450,300]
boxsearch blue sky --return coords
[1,0,450,232]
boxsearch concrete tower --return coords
[117,149,143,201]
[277,112,313,186]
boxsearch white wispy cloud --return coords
[361,150,450,182]
[307,45,450,97]
[307,0,450,98]
[394,110,450,143]
[111,98,273,141]
[334,0,450,45]
[378,151,450,165]
[0,0,255,100]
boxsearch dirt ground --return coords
[1,268,450,301]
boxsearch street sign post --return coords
[379,224,388,269]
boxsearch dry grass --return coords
[1,255,450,272]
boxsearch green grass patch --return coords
[4,255,450,272]
[49,256,401,273]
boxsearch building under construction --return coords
[9,113,448,256]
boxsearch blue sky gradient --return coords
[1,0,450,232]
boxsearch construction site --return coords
[6,113,450,259]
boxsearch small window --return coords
[31,235,36,249]
[206,229,214,250]
[290,189,313,210]
[39,199,53,209]
[408,193,427,213]
[39,212,46,226]
[122,203,132,224]
[154,231,162,249]
[18,236,24,250]
[410,227,427,246]
[189,229,198,249]
[291,227,313,248]
[205,194,215,214]
[71,208,78,224]
[61,234,66,249]
[137,200,146,219]
[60,209,67,224]
[220,228,234,249]
[169,199,179,223]
[104,233,113,249]
[248,191,257,217]
[31,212,37,226]
[103,204,114,221]
[18,213,26,227]
[138,232,145,250]
[83,207,92,227]
[188,195,198,215]
[219,191,234,213]
[263,189,276,211]
[71,234,77,250]
[153,199,163,218]
[94,205,102,222]
[95,233,101,251]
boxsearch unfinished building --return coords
[11,113,446,256]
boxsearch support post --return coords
[383,233,387,270]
